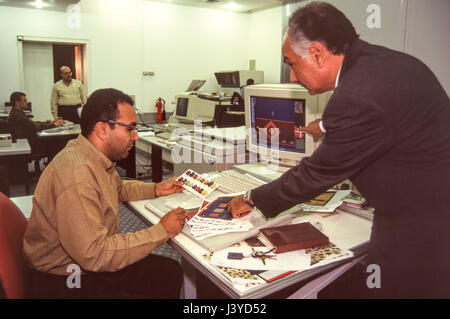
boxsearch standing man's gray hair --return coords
[287,2,359,58]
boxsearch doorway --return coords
[52,44,84,83]
[19,37,88,121]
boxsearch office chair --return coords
[4,129,45,195]
[0,192,28,298]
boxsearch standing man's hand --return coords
[159,207,186,238]
[227,196,252,219]
[155,176,184,197]
[301,119,324,142]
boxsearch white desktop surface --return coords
[10,195,33,219]
[37,125,80,136]
[127,166,372,299]
[0,139,31,156]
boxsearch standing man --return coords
[8,91,64,153]
[51,66,87,124]
[24,88,186,298]
[230,2,450,298]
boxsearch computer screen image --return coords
[245,84,331,170]
[250,96,306,154]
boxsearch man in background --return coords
[8,91,64,153]
[24,88,186,298]
[51,65,87,124]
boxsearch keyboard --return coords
[214,170,266,194]
[155,131,176,140]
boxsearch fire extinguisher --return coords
[156,97,166,124]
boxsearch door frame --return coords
[17,35,90,93]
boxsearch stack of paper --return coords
[187,194,255,240]
[299,190,351,212]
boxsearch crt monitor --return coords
[174,94,216,124]
[175,96,189,117]
[215,70,264,88]
[244,84,331,169]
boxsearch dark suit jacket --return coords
[252,39,450,297]
[7,108,55,153]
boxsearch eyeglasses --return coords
[105,120,137,133]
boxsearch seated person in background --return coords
[23,88,187,298]
[7,91,64,153]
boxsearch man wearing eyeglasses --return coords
[50,66,87,124]
[24,88,186,298]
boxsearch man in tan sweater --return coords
[50,66,87,123]
[24,88,186,298]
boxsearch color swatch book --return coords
[177,169,219,199]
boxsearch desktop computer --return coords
[172,94,216,126]
[244,83,332,171]
[214,70,264,91]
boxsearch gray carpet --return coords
[119,202,181,263]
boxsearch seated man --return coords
[7,91,64,153]
[23,88,186,298]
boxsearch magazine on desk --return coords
[144,190,294,252]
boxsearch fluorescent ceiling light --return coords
[223,2,241,11]
[31,0,50,9]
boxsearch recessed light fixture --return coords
[31,0,50,9]
[223,2,241,11]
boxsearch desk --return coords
[0,139,31,195]
[10,195,33,219]
[126,167,372,299]
[137,135,172,183]
[38,127,137,178]
[0,138,31,156]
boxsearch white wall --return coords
[1,0,448,116]
[283,0,449,96]
[248,6,283,84]
[142,1,250,112]
[78,0,144,105]
[404,0,450,97]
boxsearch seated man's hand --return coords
[155,176,184,196]
[227,196,252,219]
[301,119,324,142]
[159,207,185,238]
[53,117,65,127]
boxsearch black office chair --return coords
[6,125,46,194]
[0,121,10,134]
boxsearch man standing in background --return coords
[51,65,87,124]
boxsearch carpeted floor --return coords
[118,202,181,263]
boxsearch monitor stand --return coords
[258,156,299,174]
